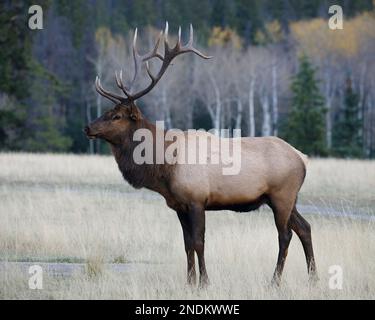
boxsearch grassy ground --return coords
[0,153,374,299]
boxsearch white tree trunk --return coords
[271,63,278,136]
[165,108,172,130]
[324,71,333,149]
[161,86,172,129]
[261,93,271,136]
[208,73,221,133]
[248,77,255,137]
[214,98,221,133]
[235,99,243,130]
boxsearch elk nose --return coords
[83,126,90,135]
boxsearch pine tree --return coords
[282,55,327,156]
[332,78,363,158]
[0,1,34,150]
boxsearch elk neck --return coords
[109,118,174,194]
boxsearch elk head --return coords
[84,23,211,145]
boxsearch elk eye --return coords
[112,114,121,121]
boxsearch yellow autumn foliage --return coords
[255,20,283,44]
[291,13,375,59]
[208,26,242,49]
[95,27,113,51]
[95,27,128,58]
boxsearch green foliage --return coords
[23,58,72,152]
[332,79,363,158]
[282,55,327,156]
[0,1,33,150]
[24,117,72,152]
[0,95,27,150]
[0,1,33,100]
[56,0,88,47]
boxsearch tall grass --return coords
[0,153,374,299]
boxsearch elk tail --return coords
[292,147,309,167]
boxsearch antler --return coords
[95,23,212,104]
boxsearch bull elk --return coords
[84,23,317,287]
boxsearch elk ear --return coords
[128,104,142,121]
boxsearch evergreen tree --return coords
[282,55,327,156]
[0,1,34,150]
[23,60,72,152]
[332,78,363,157]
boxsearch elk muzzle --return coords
[84,125,98,139]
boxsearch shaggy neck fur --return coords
[110,118,174,194]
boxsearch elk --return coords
[84,23,318,287]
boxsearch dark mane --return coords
[110,118,174,193]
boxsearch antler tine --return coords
[114,70,122,88]
[181,24,213,59]
[129,28,164,94]
[187,24,193,47]
[132,28,138,56]
[142,31,164,62]
[129,28,140,90]
[115,70,131,99]
[175,26,182,50]
[145,61,156,83]
[95,76,125,104]
[96,76,122,102]
[164,21,170,51]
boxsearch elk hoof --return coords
[198,276,210,289]
[309,272,319,285]
[270,275,281,287]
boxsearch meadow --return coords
[0,153,374,299]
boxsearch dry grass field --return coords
[0,153,374,299]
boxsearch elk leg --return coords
[269,197,293,286]
[189,205,209,287]
[272,226,293,286]
[289,207,318,282]
[177,211,196,285]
